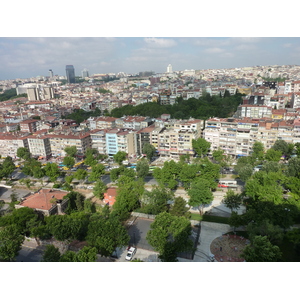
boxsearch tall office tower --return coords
[49,69,53,78]
[66,65,75,83]
[82,68,89,78]
[167,64,173,73]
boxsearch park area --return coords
[210,233,249,262]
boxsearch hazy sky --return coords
[1,37,300,81]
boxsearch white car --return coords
[125,247,136,261]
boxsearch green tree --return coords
[64,191,86,214]
[169,196,191,218]
[136,158,149,179]
[237,164,253,182]
[93,180,107,199]
[46,212,89,241]
[142,143,156,160]
[0,156,15,179]
[265,148,282,162]
[42,244,61,262]
[223,189,242,212]
[261,161,282,174]
[286,157,300,178]
[178,164,198,189]
[212,148,225,164]
[146,212,193,262]
[113,177,144,219]
[86,214,130,257]
[63,156,75,168]
[73,168,87,181]
[64,146,77,157]
[241,235,282,262]
[88,163,105,182]
[0,224,25,261]
[188,178,213,215]
[113,151,127,166]
[17,147,31,160]
[192,138,211,157]
[0,207,39,236]
[74,246,98,262]
[44,162,61,182]
[59,250,77,262]
[140,186,173,215]
[272,139,291,158]
[65,175,74,185]
[251,141,265,161]
[247,219,284,244]
[22,158,42,177]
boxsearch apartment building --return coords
[204,116,297,157]
[157,128,196,159]
[136,125,157,155]
[0,132,29,158]
[27,135,52,159]
[234,104,272,119]
[106,128,119,156]
[116,116,153,130]
[117,129,137,157]
[90,129,108,154]
[20,119,40,133]
[48,131,91,157]
[88,116,117,130]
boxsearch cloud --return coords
[230,37,262,44]
[144,37,177,48]
[203,47,225,53]
[234,44,257,51]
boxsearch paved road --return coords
[16,246,44,262]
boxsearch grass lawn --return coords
[190,213,230,224]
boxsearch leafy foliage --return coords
[146,212,193,262]
[113,151,127,166]
[0,224,25,261]
[242,235,282,262]
[86,214,129,257]
[110,94,243,120]
[64,146,77,157]
[188,178,213,214]
[42,244,61,262]
[192,138,211,157]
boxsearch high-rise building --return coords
[49,69,53,78]
[82,68,89,78]
[66,65,75,83]
[167,64,173,73]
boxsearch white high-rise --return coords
[167,64,173,73]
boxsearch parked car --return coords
[125,247,136,261]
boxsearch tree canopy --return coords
[146,212,193,262]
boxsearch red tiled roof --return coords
[103,188,117,206]
[19,189,69,211]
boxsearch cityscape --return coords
[2,36,300,267]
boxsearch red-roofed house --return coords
[103,187,117,206]
[15,188,69,216]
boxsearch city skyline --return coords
[1,37,300,81]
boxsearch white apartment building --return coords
[27,136,52,159]
[0,133,29,158]
[90,129,108,154]
[48,132,91,157]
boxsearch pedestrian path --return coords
[178,221,231,262]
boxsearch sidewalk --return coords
[178,221,232,262]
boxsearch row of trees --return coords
[110,93,244,120]
[0,189,131,261]
[223,140,300,261]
